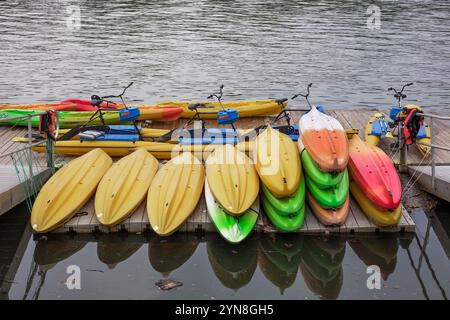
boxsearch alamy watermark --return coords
[366,265,381,290]
[66,265,81,290]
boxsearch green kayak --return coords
[260,175,306,216]
[0,109,128,128]
[301,150,345,189]
[261,196,305,232]
[205,180,259,244]
[305,169,349,209]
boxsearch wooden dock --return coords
[407,165,450,202]
[2,107,448,235]
[0,165,51,216]
[51,195,415,235]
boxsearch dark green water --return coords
[0,203,449,300]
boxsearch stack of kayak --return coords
[205,144,260,244]
[348,135,402,226]
[255,126,305,232]
[298,106,350,226]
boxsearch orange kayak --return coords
[306,191,349,226]
[298,106,349,172]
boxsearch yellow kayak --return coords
[254,126,301,197]
[350,182,401,227]
[95,148,159,226]
[32,140,252,159]
[156,99,287,118]
[31,149,112,233]
[205,144,259,216]
[147,152,205,236]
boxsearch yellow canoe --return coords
[350,182,401,227]
[254,126,301,197]
[156,99,287,118]
[95,148,158,226]
[147,152,205,236]
[205,144,259,216]
[31,149,112,233]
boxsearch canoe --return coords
[95,149,158,227]
[306,191,349,226]
[350,182,401,226]
[0,106,183,128]
[348,135,401,210]
[305,170,349,209]
[205,145,259,216]
[0,99,118,111]
[147,152,204,236]
[301,149,345,189]
[261,195,305,232]
[254,126,301,198]
[298,105,349,172]
[205,179,259,244]
[260,175,305,216]
[31,149,112,233]
[156,99,287,118]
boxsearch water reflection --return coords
[148,234,199,277]
[34,238,87,271]
[300,236,346,300]
[97,235,142,269]
[258,234,303,294]
[206,234,257,290]
[21,228,445,299]
[349,235,398,280]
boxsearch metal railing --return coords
[0,112,55,171]
[403,112,450,189]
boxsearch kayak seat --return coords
[80,132,139,141]
[108,125,141,134]
[119,107,140,121]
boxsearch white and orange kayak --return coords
[298,106,349,172]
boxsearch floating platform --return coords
[408,165,450,202]
[51,195,415,235]
[0,165,51,216]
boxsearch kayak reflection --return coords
[300,236,346,300]
[349,234,399,280]
[34,238,87,271]
[258,234,303,294]
[148,234,199,277]
[97,234,143,270]
[207,233,258,291]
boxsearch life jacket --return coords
[39,110,56,140]
[403,105,424,145]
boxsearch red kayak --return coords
[348,135,401,210]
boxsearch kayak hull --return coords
[147,153,205,236]
[254,126,301,198]
[350,182,401,227]
[298,106,349,172]
[348,135,401,210]
[205,180,259,244]
[306,191,349,226]
[206,145,259,216]
[95,149,158,227]
[31,149,112,233]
